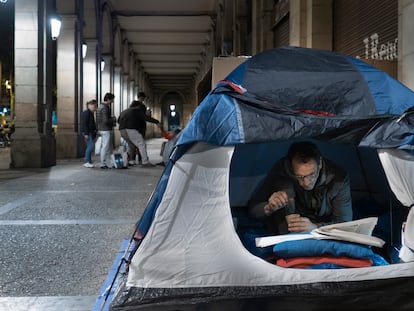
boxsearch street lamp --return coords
[50,16,62,40]
[82,42,88,58]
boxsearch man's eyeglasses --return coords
[293,171,319,182]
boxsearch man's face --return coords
[291,158,320,191]
[88,104,97,112]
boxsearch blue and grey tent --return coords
[109,46,414,310]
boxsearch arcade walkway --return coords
[0,139,165,311]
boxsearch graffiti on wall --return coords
[362,33,398,60]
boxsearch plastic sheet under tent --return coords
[105,46,414,311]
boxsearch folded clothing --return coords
[273,238,375,258]
[273,238,389,267]
[276,255,373,269]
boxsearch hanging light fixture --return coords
[50,16,62,40]
[82,42,88,58]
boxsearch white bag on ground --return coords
[94,136,102,155]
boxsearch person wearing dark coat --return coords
[248,141,352,235]
[118,100,160,167]
[80,99,97,167]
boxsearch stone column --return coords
[56,15,80,159]
[129,80,135,106]
[399,0,414,91]
[306,0,332,50]
[12,0,56,168]
[101,55,112,97]
[290,0,307,47]
[290,0,332,49]
[250,0,260,55]
[83,39,98,102]
[113,66,122,112]
[113,66,122,146]
[122,74,129,110]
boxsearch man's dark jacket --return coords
[96,103,115,131]
[81,109,97,139]
[248,157,352,234]
[118,105,159,137]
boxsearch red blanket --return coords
[276,256,373,268]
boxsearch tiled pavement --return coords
[0,139,166,311]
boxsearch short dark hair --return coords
[287,141,321,164]
[104,93,115,101]
[130,100,141,108]
[86,99,97,106]
[138,92,146,98]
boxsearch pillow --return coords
[273,238,375,259]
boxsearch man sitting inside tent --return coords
[248,141,353,235]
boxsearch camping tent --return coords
[109,46,414,310]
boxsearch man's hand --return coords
[286,215,317,232]
[264,191,289,215]
[84,135,89,142]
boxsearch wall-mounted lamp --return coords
[50,16,62,40]
[100,59,105,71]
[82,42,87,58]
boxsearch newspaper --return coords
[255,217,386,248]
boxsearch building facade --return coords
[4,0,414,168]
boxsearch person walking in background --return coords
[81,99,97,168]
[96,92,116,169]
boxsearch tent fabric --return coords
[179,90,414,148]
[112,275,414,311]
[227,47,378,116]
[378,149,414,208]
[178,48,414,148]
[346,56,414,115]
[126,143,414,289]
[110,47,414,310]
